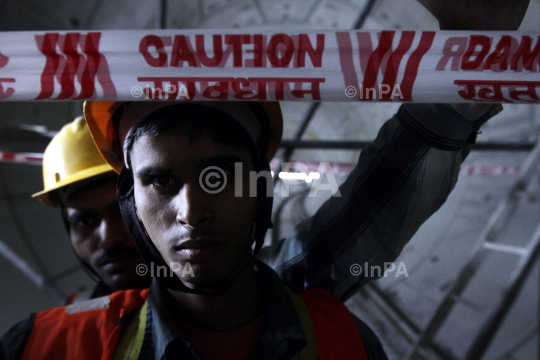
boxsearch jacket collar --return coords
[145,259,307,360]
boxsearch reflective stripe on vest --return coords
[288,288,318,360]
[113,300,147,360]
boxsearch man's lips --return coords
[174,238,226,261]
[175,238,226,250]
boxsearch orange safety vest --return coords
[20,288,368,360]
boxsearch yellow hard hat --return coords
[32,116,116,207]
[84,101,283,174]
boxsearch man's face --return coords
[64,177,147,292]
[130,128,257,288]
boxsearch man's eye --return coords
[73,214,99,229]
[151,175,175,187]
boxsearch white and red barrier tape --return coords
[0,153,530,176]
[0,152,43,166]
[272,161,527,176]
[0,30,539,103]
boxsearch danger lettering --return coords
[138,76,325,101]
[455,80,540,103]
[437,35,540,72]
[139,33,325,68]
[0,51,14,99]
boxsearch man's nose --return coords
[175,183,213,230]
[98,215,128,249]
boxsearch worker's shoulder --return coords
[0,289,149,360]
[34,288,149,327]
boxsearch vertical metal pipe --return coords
[159,0,167,29]
[352,0,379,29]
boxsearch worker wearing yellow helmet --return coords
[32,117,149,299]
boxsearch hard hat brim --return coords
[84,101,283,174]
[32,164,116,207]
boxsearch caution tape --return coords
[0,30,539,102]
[271,161,527,176]
[459,165,522,175]
[0,152,43,165]
[0,152,531,176]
